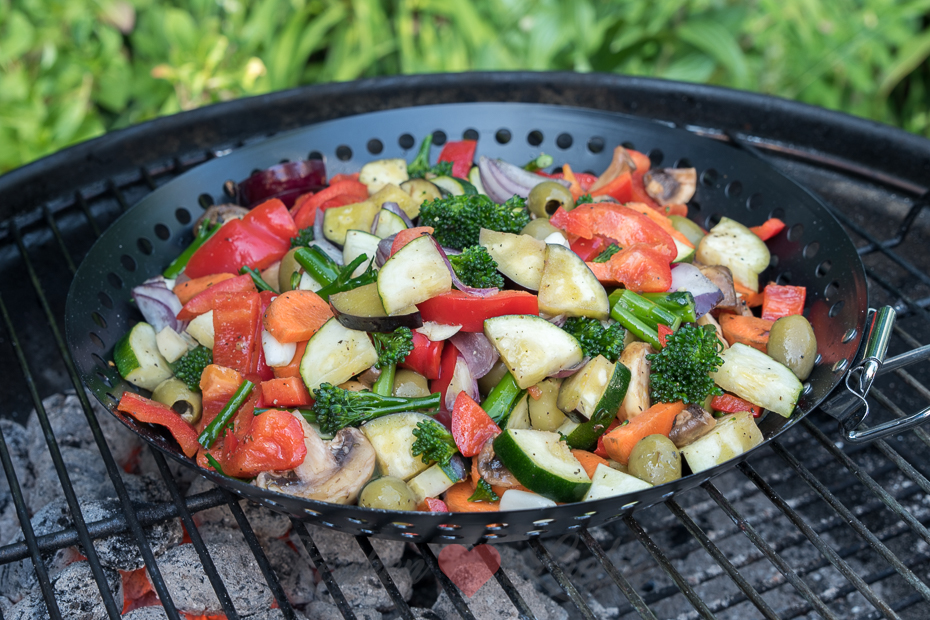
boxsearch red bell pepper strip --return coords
[177,274,257,320]
[198,364,244,431]
[751,218,787,241]
[711,394,763,418]
[657,323,673,348]
[420,497,450,512]
[437,140,477,179]
[416,290,539,333]
[250,290,276,381]
[244,198,299,245]
[430,341,460,411]
[117,392,200,457]
[261,377,313,407]
[569,235,608,262]
[549,204,676,262]
[329,172,360,184]
[626,149,663,211]
[221,410,308,478]
[291,180,369,229]
[761,283,806,321]
[399,332,444,380]
[591,171,633,203]
[586,244,672,293]
[391,226,435,256]
[213,291,261,376]
[594,419,621,459]
[450,392,501,458]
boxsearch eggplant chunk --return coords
[618,342,654,421]
[643,168,697,205]
[668,404,716,448]
[698,265,739,311]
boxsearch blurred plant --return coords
[1,0,929,172]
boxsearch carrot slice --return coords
[761,283,806,321]
[444,482,500,512]
[602,401,686,465]
[734,281,764,307]
[571,450,610,479]
[561,163,584,202]
[390,226,435,256]
[262,290,332,343]
[174,273,236,305]
[718,314,773,352]
[261,376,313,407]
[273,340,308,379]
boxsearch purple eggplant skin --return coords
[331,306,424,333]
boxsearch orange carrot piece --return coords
[527,384,543,400]
[390,226,435,256]
[733,281,763,307]
[261,376,313,407]
[561,163,584,202]
[602,401,686,465]
[718,314,773,352]
[262,290,332,343]
[274,340,308,378]
[571,450,610,479]
[444,482,500,512]
[174,273,236,305]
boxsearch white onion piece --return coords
[311,210,345,265]
[444,354,479,411]
[550,356,590,378]
[477,156,513,204]
[450,332,498,379]
[544,231,570,248]
[262,329,297,367]
[500,489,557,511]
[670,263,724,319]
[134,284,184,333]
[416,322,462,341]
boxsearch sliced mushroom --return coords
[618,342,654,421]
[590,146,637,193]
[697,265,738,311]
[476,438,522,489]
[643,168,697,206]
[669,404,716,448]
[255,416,376,505]
[194,203,249,230]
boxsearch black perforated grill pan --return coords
[65,103,867,544]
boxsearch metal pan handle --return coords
[826,306,930,443]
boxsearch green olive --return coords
[767,315,817,380]
[527,181,574,218]
[358,476,417,511]
[393,369,431,398]
[627,434,681,485]
[278,247,303,292]
[668,215,705,247]
[478,359,510,395]
[152,377,202,424]
[521,218,562,241]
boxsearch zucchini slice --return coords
[680,411,763,473]
[538,244,610,319]
[493,429,591,503]
[343,230,381,274]
[711,343,802,417]
[299,317,379,391]
[361,411,434,480]
[479,229,547,291]
[407,459,465,503]
[373,208,408,239]
[561,360,631,451]
[504,393,531,430]
[359,159,409,195]
[156,326,190,364]
[330,283,422,332]
[483,314,583,389]
[114,322,174,390]
[583,463,652,501]
[369,183,421,219]
[528,378,567,432]
[557,355,615,420]
[400,179,442,205]
[377,235,452,315]
[468,166,487,196]
[696,217,770,292]
[323,200,380,245]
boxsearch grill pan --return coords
[65,102,871,544]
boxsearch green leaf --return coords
[878,29,930,98]
[676,20,750,88]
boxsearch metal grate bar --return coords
[493,564,536,620]
[664,498,779,619]
[579,529,658,620]
[108,180,130,212]
[859,189,930,252]
[864,268,930,325]
[528,538,596,619]
[737,461,902,619]
[0,425,63,618]
[150,450,241,619]
[702,480,838,619]
[767,438,930,601]
[74,191,102,238]
[42,206,76,274]
[354,535,414,620]
[290,520,357,620]
[623,514,716,619]
[414,543,477,620]
[0,293,125,619]
[871,389,930,450]
[224,494,296,619]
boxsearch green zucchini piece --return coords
[493,429,591,503]
[483,314,583,389]
[114,322,173,390]
[561,361,631,450]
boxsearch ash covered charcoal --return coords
[260,537,316,607]
[0,419,32,542]
[305,600,382,620]
[305,526,405,568]
[7,560,122,620]
[188,476,291,540]
[242,609,310,619]
[122,607,170,619]
[315,564,412,612]
[153,541,275,616]
[5,591,48,620]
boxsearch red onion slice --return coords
[431,239,499,298]
[477,156,514,204]
[134,284,184,333]
[444,354,480,411]
[550,356,590,379]
[238,160,327,208]
[547,314,568,328]
[491,158,570,196]
[450,332,499,379]
[670,263,724,319]
[376,234,397,267]
[381,202,414,228]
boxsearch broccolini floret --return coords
[447,246,504,289]
[291,227,315,248]
[411,419,458,467]
[647,324,724,404]
[468,478,499,502]
[407,135,453,179]
[170,346,213,391]
[310,383,440,435]
[592,243,621,263]
[418,194,530,250]
[575,193,594,205]
[372,327,414,369]
[561,317,626,363]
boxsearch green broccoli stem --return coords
[198,379,254,448]
[163,220,220,278]
[239,266,276,292]
[610,305,661,350]
[480,371,526,425]
[254,407,317,423]
[294,246,341,287]
[372,364,396,396]
[642,292,697,323]
[610,289,681,332]
[408,135,433,177]
[523,153,553,172]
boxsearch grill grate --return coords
[1,74,930,619]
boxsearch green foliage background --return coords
[2,0,929,173]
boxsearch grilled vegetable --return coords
[361,411,437,480]
[114,322,174,390]
[711,343,803,417]
[538,243,610,319]
[359,158,409,194]
[583,463,652,501]
[358,476,417,511]
[479,228,547,291]
[419,194,530,251]
[377,235,452,314]
[311,383,440,436]
[493,429,591,502]
[299,318,379,392]
[680,411,763,472]
[484,314,584,389]
[696,217,771,293]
